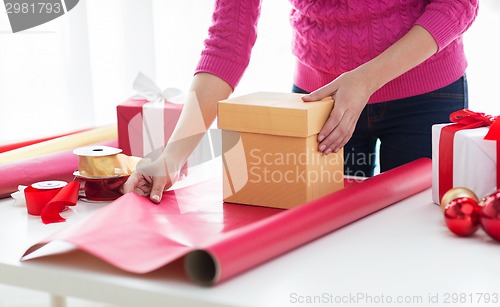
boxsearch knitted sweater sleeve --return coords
[415,0,479,52]
[195,0,261,90]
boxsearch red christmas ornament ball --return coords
[440,187,478,213]
[480,191,500,241]
[444,197,480,237]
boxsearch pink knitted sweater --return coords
[196,0,478,103]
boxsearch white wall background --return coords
[463,0,500,114]
[0,0,497,144]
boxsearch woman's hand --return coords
[302,69,375,154]
[122,73,233,204]
[302,25,439,155]
[122,157,180,204]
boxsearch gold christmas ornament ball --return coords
[440,187,479,212]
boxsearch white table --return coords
[1,184,500,307]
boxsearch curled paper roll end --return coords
[184,250,221,286]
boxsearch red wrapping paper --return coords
[22,158,431,285]
[0,126,117,165]
[0,140,118,198]
[197,158,431,284]
[0,128,89,154]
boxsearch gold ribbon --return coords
[74,146,141,178]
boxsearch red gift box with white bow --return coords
[117,73,184,160]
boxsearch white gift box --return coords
[432,123,498,205]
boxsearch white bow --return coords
[131,72,184,159]
[132,72,183,104]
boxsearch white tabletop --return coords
[1,183,500,307]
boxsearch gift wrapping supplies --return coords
[23,158,432,285]
[16,145,140,224]
[0,127,118,198]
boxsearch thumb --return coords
[122,172,140,194]
[301,84,336,102]
[149,177,167,204]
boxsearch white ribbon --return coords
[132,72,183,159]
[10,185,27,207]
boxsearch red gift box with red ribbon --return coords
[432,109,500,204]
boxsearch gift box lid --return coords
[218,92,334,137]
[117,97,184,110]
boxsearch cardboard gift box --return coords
[432,122,498,205]
[218,91,344,209]
[117,73,185,161]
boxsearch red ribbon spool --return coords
[76,176,128,202]
[24,181,65,216]
[24,181,80,224]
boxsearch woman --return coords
[124,0,478,203]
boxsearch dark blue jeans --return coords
[293,75,468,177]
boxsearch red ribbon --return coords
[76,176,128,201]
[438,109,500,201]
[24,181,80,224]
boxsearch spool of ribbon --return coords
[76,176,130,202]
[24,181,80,224]
[73,145,140,201]
[438,109,500,201]
[74,145,140,178]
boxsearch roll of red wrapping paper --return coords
[76,175,129,201]
[0,140,118,198]
[0,125,117,165]
[185,158,432,285]
[0,128,89,154]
